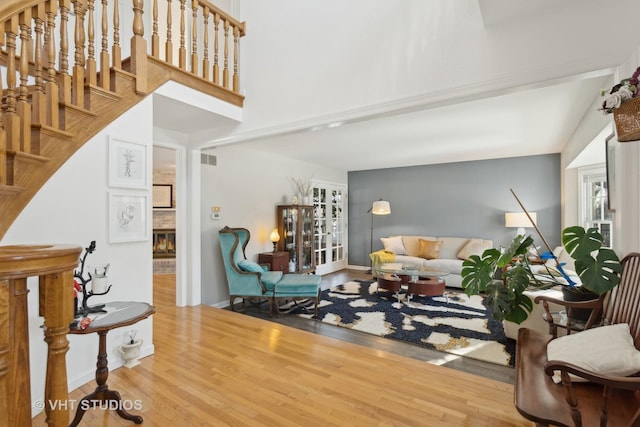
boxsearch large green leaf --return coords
[562,226,603,259]
[483,280,533,324]
[575,248,621,294]
[461,249,500,296]
[496,235,533,268]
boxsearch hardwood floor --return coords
[33,271,529,426]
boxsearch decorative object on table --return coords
[366,199,391,273]
[504,211,537,237]
[600,66,640,142]
[290,176,313,204]
[461,189,621,324]
[119,330,143,368]
[73,240,112,317]
[269,228,280,252]
[296,279,515,367]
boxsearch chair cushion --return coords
[546,323,640,383]
[238,260,267,273]
[380,236,407,255]
[274,274,322,297]
[260,271,284,291]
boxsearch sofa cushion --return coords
[457,238,493,260]
[423,258,464,275]
[418,239,442,259]
[380,236,407,255]
[401,236,436,257]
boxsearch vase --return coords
[302,196,311,205]
[561,286,600,323]
[119,339,143,368]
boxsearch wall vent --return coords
[201,153,217,166]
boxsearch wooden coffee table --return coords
[374,263,449,304]
[406,277,447,303]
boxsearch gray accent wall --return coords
[348,154,561,266]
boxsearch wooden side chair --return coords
[514,252,640,427]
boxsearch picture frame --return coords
[152,184,173,208]
[108,135,147,189]
[605,132,616,212]
[108,192,148,243]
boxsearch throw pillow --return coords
[418,239,442,260]
[380,236,407,255]
[238,260,266,273]
[546,323,640,384]
[457,238,492,260]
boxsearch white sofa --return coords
[375,235,494,289]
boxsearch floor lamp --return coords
[367,199,391,274]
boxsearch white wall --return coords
[2,98,155,416]
[200,144,346,306]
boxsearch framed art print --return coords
[605,132,616,212]
[109,135,147,189]
[152,184,173,208]
[109,192,148,243]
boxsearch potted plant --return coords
[600,65,640,142]
[461,226,621,324]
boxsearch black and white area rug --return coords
[298,280,515,367]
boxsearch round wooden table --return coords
[68,301,155,426]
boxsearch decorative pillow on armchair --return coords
[238,260,266,273]
[380,236,407,255]
[418,239,442,259]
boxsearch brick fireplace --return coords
[153,228,176,258]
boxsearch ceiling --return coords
[154,74,612,171]
[152,0,626,172]
[222,76,611,171]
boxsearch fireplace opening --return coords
[153,228,176,258]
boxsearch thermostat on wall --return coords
[211,206,221,220]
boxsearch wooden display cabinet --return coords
[277,205,316,273]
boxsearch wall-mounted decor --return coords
[108,135,147,189]
[152,184,173,208]
[606,133,616,212]
[109,192,148,243]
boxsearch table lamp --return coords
[505,212,537,237]
[269,228,280,252]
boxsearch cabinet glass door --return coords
[312,182,347,275]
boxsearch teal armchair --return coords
[218,226,283,311]
[218,226,322,317]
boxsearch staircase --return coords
[0,0,245,241]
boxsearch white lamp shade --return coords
[269,228,280,242]
[372,200,391,215]
[505,212,537,228]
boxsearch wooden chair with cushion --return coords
[514,252,640,427]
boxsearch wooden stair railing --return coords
[0,244,82,427]
[0,0,245,241]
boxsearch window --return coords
[578,166,612,247]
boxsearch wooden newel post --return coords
[130,0,148,94]
[0,244,82,427]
